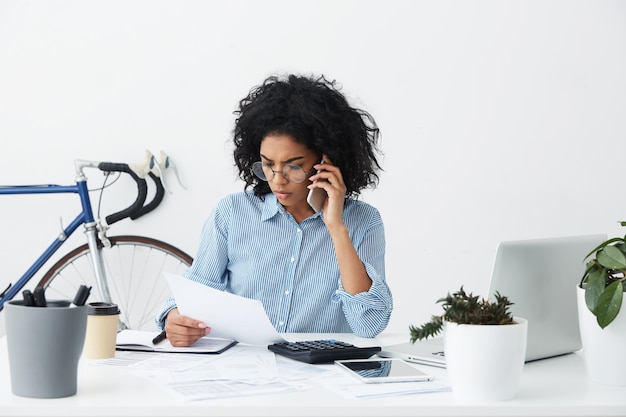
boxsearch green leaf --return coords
[584,237,625,260]
[596,246,626,269]
[409,316,443,342]
[580,260,599,287]
[596,281,624,329]
[585,268,606,313]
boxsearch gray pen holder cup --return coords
[5,300,87,398]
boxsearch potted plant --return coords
[410,287,527,401]
[577,223,626,386]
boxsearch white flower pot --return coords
[576,286,626,386]
[444,317,527,401]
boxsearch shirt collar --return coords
[260,192,324,222]
[261,193,282,221]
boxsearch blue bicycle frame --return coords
[0,161,117,311]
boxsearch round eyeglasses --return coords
[251,161,314,184]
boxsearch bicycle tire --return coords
[38,236,193,331]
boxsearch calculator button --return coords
[267,339,381,364]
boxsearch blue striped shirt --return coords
[157,191,393,337]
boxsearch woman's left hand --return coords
[308,155,347,228]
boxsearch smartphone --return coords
[306,159,327,213]
[335,358,433,383]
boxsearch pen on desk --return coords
[22,289,35,306]
[33,287,47,307]
[152,331,167,345]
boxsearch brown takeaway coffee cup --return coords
[83,302,120,359]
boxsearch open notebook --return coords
[378,234,607,368]
[116,330,237,354]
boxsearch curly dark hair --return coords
[232,74,382,199]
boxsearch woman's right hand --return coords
[164,308,211,347]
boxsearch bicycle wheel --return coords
[38,236,193,331]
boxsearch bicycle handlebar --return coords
[75,151,183,226]
[97,162,150,225]
[98,162,165,225]
[130,171,165,220]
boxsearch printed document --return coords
[165,272,286,345]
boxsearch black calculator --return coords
[267,339,381,364]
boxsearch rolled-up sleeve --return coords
[332,206,393,337]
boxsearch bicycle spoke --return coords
[38,236,192,331]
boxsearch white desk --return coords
[1,333,625,417]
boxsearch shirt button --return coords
[284,290,290,295]
[297,229,302,233]
[279,321,284,326]
[290,256,295,262]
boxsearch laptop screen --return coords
[379,234,607,367]
[487,234,606,361]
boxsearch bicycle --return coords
[0,151,193,331]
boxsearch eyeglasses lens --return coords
[251,162,307,183]
[252,162,268,181]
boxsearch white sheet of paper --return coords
[165,272,286,345]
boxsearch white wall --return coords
[1,0,625,337]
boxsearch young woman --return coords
[158,74,393,346]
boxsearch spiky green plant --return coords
[409,287,515,343]
[580,222,626,329]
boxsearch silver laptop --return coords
[378,234,607,368]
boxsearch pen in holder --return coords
[72,285,92,306]
[21,289,35,306]
[33,287,47,307]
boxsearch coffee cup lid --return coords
[87,302,120,315]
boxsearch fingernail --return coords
[198,322,207,329]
